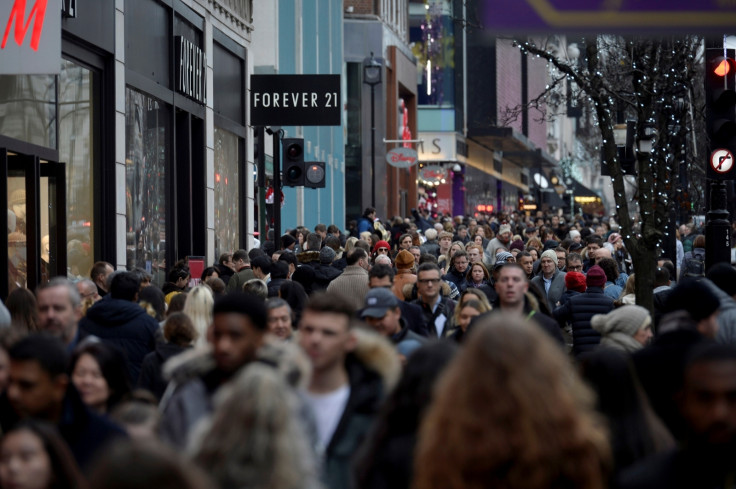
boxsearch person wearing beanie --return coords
[569,229,582,243]
[373,240,391,257]
[485,224,512,267]
[558,271,586,309]
[531,249,567,312]
[310,246,342,291]
[420,228,440,257]
[393,250,418,301]
[280,234,297,251]
[591,305,653,353]
[554,265,615,356]
[509,239,525,255]
[663,278,720,339]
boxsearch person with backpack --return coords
[681,235,705,279]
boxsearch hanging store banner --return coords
[0,0,61,74]
[386,147,418,168]
[419,165,447,185]
[480,0,736,33]
[250,74,341,126]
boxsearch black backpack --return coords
[682,250,705,278]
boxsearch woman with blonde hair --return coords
[413,313,610,489]
[182,285,214,348]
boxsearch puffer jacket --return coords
[553,286,614,356]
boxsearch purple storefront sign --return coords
[481,0,736,33]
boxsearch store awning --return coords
[467,126,557,169]
[570,179,601,201]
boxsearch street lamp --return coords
[363,52,382,208]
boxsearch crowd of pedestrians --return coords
[0,206,734,488]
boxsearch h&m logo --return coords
[1,0,48,52]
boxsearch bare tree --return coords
[513,35,705,312]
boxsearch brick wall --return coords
[345,0,375,15]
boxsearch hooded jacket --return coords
[138,342,191,400]
[79,298,159,382]
[159,338,313,449]
[315,328,400,489]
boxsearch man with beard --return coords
[620,343,736,489]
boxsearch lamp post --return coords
[363,52,382,208]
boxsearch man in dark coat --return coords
[632,279,721,440]
[3,335,126,470]
[485,263,564,346]
[620,343,736,489]
[267,261,290,297]
[79,272,158,383]
[312,247,343,291]
[553,265,614,355]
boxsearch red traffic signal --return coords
[706,48,736,180]
[712,56,736,78]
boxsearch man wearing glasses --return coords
[411,263,455,339]
[566,253,584,273]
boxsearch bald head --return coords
[595,247,612,263]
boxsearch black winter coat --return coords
[138,343,191,400]
[311,263,343,291]
[79,298,159,383]
[553,287,614,356]
[442,268,468,293]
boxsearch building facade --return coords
[0,0,253,296]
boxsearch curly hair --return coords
[412,313,610,489]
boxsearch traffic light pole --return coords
[704,39,735,271]
[270,127,282,251]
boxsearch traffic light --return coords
[706,48,736,179]
[282,138,304,187]
[305,161,326,188]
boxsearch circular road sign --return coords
[710,148,734,174]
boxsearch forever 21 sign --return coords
[250,74,341,126]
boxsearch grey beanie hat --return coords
[541,249,558,263]
[319,246,336,264]
[591,305,651,337]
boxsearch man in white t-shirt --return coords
[299,292,387,489]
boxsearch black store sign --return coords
[176,36,206,104]
[250,74,341,126]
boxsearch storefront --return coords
[0,0,251,296]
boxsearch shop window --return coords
[214,127,240,260]
[59,60,95,280]
[0,74,57,149]
[125,87,170,287]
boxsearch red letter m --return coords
[1,0,48,52]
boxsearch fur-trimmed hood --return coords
[350,327,402,392]
[163,336,313,391]
[293,326,401,392]
[297,250,321,265]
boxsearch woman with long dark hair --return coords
[71,342,131,415]
[355,342,458,489]
[0,420,87,489]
